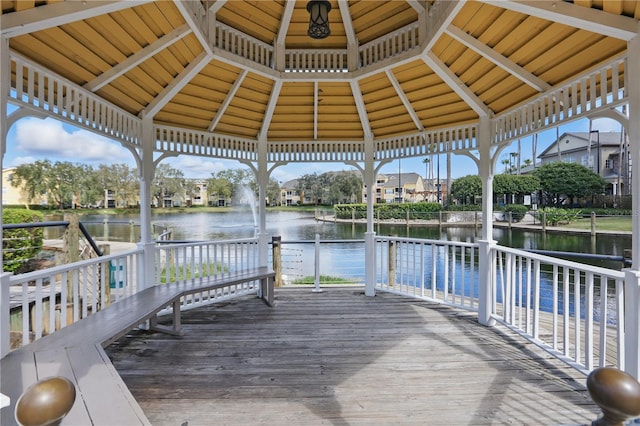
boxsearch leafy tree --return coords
[493,174,540,202]
[11,160,89,208]
[266,177,281,206]
[450,175,482,205]
[533,162,605,207]
[297,173,329,205]
[96,164,138,207]
[326,171,362,205]
[152,163,185,207]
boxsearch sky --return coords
[4,103,624,184]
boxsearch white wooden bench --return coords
[0,267,275,425]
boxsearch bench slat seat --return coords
[1,266,275,425]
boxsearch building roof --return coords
[1,1,637,163]
[380,172,422,188]
[538,132,623,158]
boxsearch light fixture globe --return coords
[307,0,331,39]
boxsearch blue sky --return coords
[4,103,623,184]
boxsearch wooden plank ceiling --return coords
[0,0,636,144]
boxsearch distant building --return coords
[185,179,208,206]
[280,179,302,206]
[538,131,629,195]
[2,168,46,206]
[366,173,426,204]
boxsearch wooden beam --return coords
[1,1,154,38]
[422,52,490,117]
[386,70,423,130]
[84,24,192,92]
[350,80,373,139]
[481,0,639,41]
[258,79,283,140]
[209,69,248,131]
[444,25,551,92]
[144,52,211,118]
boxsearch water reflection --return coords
[56,210,630,271]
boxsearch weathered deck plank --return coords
[106,287,599,425]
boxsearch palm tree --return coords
[501,159,510,174]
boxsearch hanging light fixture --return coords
[307,0,331,39]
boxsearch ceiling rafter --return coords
[277,0,295,46]
[350,80,372,140]
[144,52,211,118]
[174,0,213,55]
[481,0,639,41]
[338,0,358,70]
[407,0,427,13]
[208,0,227,14]
[84,24,193,93]
[209,69,248,132]
[444,25,551,92]
[385,69,422,131]
[0,0,154,37]
[422,52,490,118]
[314,81,319,140]
[422,0,467,52]
[259,80,283,140]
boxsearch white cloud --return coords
[164,156,236,178]
[13,118,133,164]
[9,156,37,167]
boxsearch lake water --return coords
[61,209,631,273]
[53,209,627,323]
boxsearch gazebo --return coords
[2,0,640,423]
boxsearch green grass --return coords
[558,216,631,232]
[291,275,359,285]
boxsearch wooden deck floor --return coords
[105,287,599,425]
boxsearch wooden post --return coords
[103,218,109,242]
[591,211,597,236]
[272,236,283,288]
[63,214,79,305]
[438,210,443,227]
[388,238,396,287]
[100,244,111,308]
[129,220,135,243]
[475,211,479,229]
[542,211,547,233]
[406,210,410,226]
[352,208,355,224]
[508,211,512,229]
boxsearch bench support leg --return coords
[260,276,274,307]
[148,300,183,336]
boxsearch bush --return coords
[334,202,442,220]
[504,204,529,222]
[539,207,581,226]
[2,209,44,273]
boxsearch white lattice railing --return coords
[494,55,627,145]
[9,53,141,147]
[375,124,478,161]
[215,23,273,68]
[2,248,141,351]
[359,23,420,67]
[374,236,625,373]
[493,245,625,373]
[267,140,366,163]
[376,236,479,310]
[155,125,259,161]
[154,238,260,313]
[285,49,349,72]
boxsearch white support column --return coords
[624,35,640,379]
[0,36,8,270]
[0,37,9,358]
[137,115,155,292]
[477,117,496,326]
[257,139,269,267]
[364,137,377,297]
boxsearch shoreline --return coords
[316,215,632,238]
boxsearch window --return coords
[605,159,614,169]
